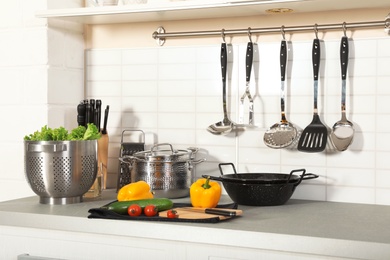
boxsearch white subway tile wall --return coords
[86,37,390,205]
[0,0,84,202]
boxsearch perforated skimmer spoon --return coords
[264,39,297,148]
[330,36,354,151]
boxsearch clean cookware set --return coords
[208,29,355,153]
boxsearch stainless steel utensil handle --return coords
[280,40,287,118]
[312,38,320,110]
[151,143,174,154]
[221,43,229,122]
[340,36,349,111]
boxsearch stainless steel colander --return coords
[24,140,97,204]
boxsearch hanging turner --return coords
[298,38,328,152]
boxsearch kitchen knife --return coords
[77,102,86,126]
[101,105,109,135]
[95,99,102,131]
[90,99,95,124]
[85,101,91,126]
[180,207,242,217]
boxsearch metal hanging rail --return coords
[152,15,390,46]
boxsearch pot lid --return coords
[132,143,193,161]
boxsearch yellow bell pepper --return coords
[190,177,221,208]
[117,180,154,201]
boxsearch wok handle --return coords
[302,173,319,181]
[287,168,306,183]
[202,174,223,181]
[218,163,238,175]
[293,172,319,187]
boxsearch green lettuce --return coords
[24,124,101,141]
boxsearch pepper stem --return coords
[202,177,212,189]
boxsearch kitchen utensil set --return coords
[208,28,354,152]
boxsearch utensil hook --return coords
[314,23,319,39]
[281,25,286,40]
[247,27,252,42]
[342,22,347,37]
[221,28,226,43]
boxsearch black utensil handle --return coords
[96,99,102,131]
[205,208,236,217]
[312,38,321,80]
[280,40,287,81]
[340,36,349,80]
[246,41,253,81]
[221,42,227,83]
[77,102,86,126]
[301,173,319,180]
[101,105,109,134]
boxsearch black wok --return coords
[203,163,318,206]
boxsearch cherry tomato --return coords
[167,209,178,219]
[127,204,142,217]
[144,205,158,217]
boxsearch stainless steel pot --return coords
[119,143,205,198]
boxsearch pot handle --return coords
[218,163,238,176]
[202,174,223,182]
[151,143,174,155]
[118,155,139,165]
[188,158,206,170]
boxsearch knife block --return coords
[84,133,109,198]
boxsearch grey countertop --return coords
[1,190,390,259]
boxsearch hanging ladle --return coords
[264,28,298,148]
[330,25,354,151]
[207,30,234,135]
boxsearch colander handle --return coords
[27,143,67,153]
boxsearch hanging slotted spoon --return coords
[330,35,354,151]
[264,39,297,148]
[298,38,328,152]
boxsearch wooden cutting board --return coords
[159,207,243,220]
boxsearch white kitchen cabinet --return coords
[1,225,350,260]
[35,0,390,25]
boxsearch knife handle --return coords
[77,103,86,127]
[205,208,236,217]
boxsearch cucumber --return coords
[102,198,173,215]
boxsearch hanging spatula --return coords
[298,38,328,152]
